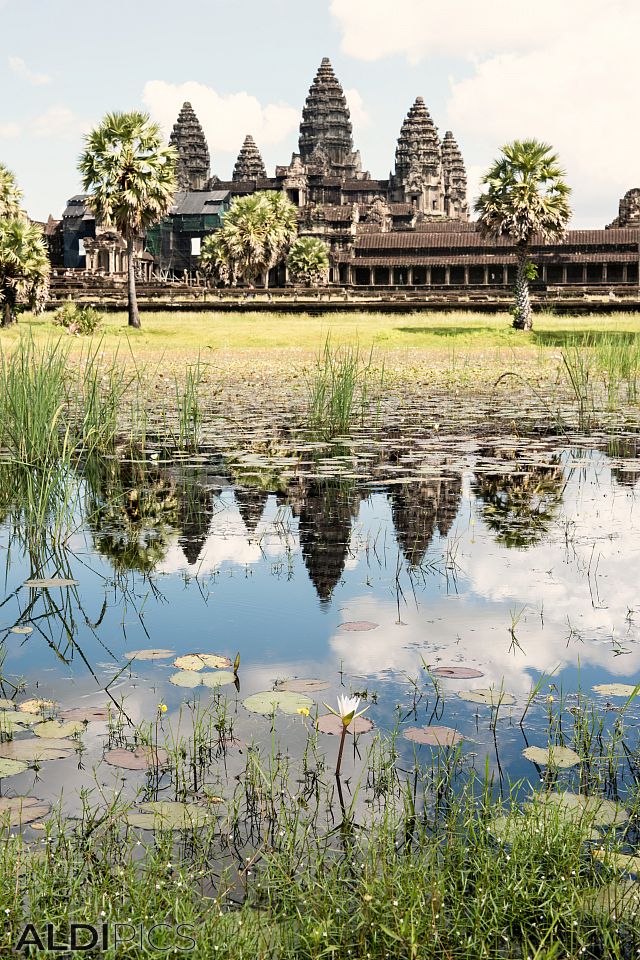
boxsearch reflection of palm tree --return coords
[473,450,564,548]
[234,487,269,537]
[284,480,361,604]
[85,457,179,574]
[390,474,462,567]
[607,439,640,488]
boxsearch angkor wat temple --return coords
[52,57,640,295]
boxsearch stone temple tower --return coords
[392,97,444,215]
[298,57,362,178]
[441,131,469,221]
[233,135,267,181]
[169,102,211,191]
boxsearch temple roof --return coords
[233,135,267,181]
[299,58,359,176]
[395,97,441,179]
[169,102,211,191]
[441,131,467,187]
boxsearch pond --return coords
[1,435,639,824]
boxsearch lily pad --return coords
[0,711,37,731]
[538,791,628,827]
[275,678,331,693]
[0,797,51,826]
[169,670,203,688]
[243,690,313,716]
[523,745,581,767]
[59,706,110,723]
[317,714,374,736]
[0,758,29,778]
[431,666,484,679]
[459,688,516,706]
[104,746,169,770]
[19,699,57,715]
[23,578,78,589]
[10,625,33,635]
[404,725,464,746]
[201,671,236,689]
[0,738,75,762]
[125,649,175,661]
[124,800,212,831]
[173,654,232,671]
[338,621,379,632]
[33,720,84,739]
[592,683,639,698]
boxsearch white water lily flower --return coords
[325,694,369,728]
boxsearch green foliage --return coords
[201,191,297,286]
[0,216,50,325]
[287,236,330,286]
[53,300,103,335]
[475,140,572,245]
[307,336,383,440]
[476,140,571,330]
[0,163,22,218]
[78,111,177,328]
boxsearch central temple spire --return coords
[298,57,362,178]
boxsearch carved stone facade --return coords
[298,58,364,180]
[169,102,211,191]
[233,135,267,182]
[608,188,640,229]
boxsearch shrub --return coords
[53,300,103,335]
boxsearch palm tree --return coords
[287,236,330,286]
[201,191,297,288]
[475,140,571,330]
[79,111,177,329]
[0,217,50,326]
[0,163,23,218]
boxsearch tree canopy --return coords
[0,163,23,219]
[79,111,177,328]
[475,139,571,329]
[201,191,298,287]
[0,165,50,327]
[287,236,330,286]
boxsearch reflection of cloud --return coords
[158,495,287,574]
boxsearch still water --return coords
[1,442,639,815]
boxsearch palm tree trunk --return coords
[126,234,141,329]
[513,245,532,330]
[2,297,16,327]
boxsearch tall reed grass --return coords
[306,336,384,440]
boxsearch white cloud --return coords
[0,105,89,142]
[9,56,51,87]
[142,80,299,167]
[330,0,640,226]
[0,121,21,139]
[344,87,369,130]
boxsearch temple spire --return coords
[232,135,267,181]
[298,57,361,177]
[441,131,469,221]
[392,97,444,215]
[169,102,211,191]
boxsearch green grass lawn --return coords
[3,309,640,358]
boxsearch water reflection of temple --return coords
[607,439,640,488]
[234,487,270,537]
[283,481,363,604]
[390,475,462,566]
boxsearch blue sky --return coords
[1,0,637,227]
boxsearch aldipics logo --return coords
[14,922,197,953]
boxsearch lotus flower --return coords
[326,694,369,728]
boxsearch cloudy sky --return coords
[1,0,637,226]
